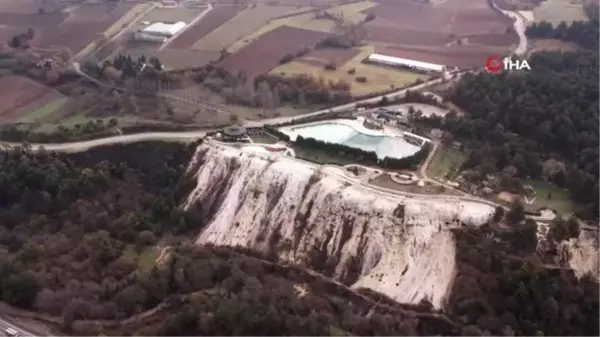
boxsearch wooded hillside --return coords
[443,50,598,218]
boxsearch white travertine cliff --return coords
[185,143,495,308]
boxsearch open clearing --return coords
[0,75,65,123]
[533,0,588,24]
[271,45,429,96]
[18,96,69,123]
[297,46,361,67]
[226,1,375,53]
[523,179,575,215]
[250,133,278,144]
[529,38,582,54]
[170,5,244,49]
[123,245,159,274]
[426,147,466,181]
[138,6,204,23]
[219,25,327,80]
[199,4,316,53]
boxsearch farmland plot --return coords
[219,25,327,79]
[204,4,316,53]
[138,6,206,23]
[0,75,65,123]
[362,0,515,48]
[272,45,429,96]
[533,0,588,24]
[34,3,137,54]
[375,44,503,69]
[224,1,375,53]
[170,5,244,49]
[298,47,361,67]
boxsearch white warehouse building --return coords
[134,21,187,43]
[367,53,445,73]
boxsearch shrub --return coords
[324,63,337,71]
[355,76,367,83]
[347,68,356,74]
[279,54,294,64]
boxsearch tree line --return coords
[526,19,599,49]
[294,135,431,170]
[190,64,353,109]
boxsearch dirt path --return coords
[155,246,172,264]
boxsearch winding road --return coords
[490,0,528,56]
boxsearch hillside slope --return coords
[185,143,494,308]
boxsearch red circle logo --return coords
[485,55,503,73]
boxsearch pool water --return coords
[283,122,421,160]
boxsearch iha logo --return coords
[485,55,531,73]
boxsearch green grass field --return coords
[19,98,68,123]
[523,179,574,215]
[426,147,466,181]
[122,245,160,273]
[250,133,279,144]
[293,146,359,166]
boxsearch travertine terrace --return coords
[185,143,495,308]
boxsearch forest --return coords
[433,50,599,218]
[0,142,202,322]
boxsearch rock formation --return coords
[185,143,495,308]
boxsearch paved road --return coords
[244,77,450,127]
[3,130,213,152]
[0,316,39,337]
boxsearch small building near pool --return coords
[222,125,247,141]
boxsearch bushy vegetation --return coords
[0,119,119,143]
[68,243,460,336]
[0,142,201,323]
[449,225,598,336]
[191,65,352,108]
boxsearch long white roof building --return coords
[140,21,187,37]
[367,53,445,73]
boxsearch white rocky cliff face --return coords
[184,143,495,309]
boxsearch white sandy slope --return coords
[185,143,494,309]
[565,230,599,280]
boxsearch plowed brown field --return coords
[169,5,244,49]
[219,25,327,79]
